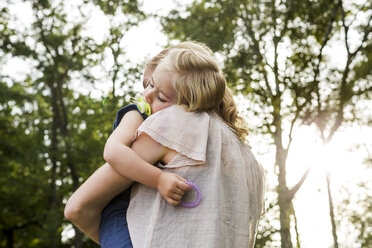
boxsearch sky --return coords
[5,0,372,247]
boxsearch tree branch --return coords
[350,14,372,60]
[285,108,300,152]
[325,2,371,143]
[339,0,351,54]
[313,1,340,135]
[355,87,372,97]
[242,9,275,99]
[288,168,310,201]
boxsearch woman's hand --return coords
[156,172,191,206]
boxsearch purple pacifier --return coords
[180,181,202,208]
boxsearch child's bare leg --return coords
[64,162,132,243]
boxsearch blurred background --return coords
[0,0,371,247]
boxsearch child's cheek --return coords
[155,105,167,113]
[151,104,161,114]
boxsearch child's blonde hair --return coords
[157,41,248,140]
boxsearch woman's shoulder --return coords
[147,105,210,124]
[155,105,204,116]
[141,105,210,138]
[137,105,210,163]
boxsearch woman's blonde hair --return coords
[147,41,214,69]
[157,41,248,140]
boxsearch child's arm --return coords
[104,111,191,205]
[64,109,144,243]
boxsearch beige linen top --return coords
[128,105,265,248]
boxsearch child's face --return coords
[143,69,176,114]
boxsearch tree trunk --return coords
[292,203,301,248]
[278,194,293,248]
[4,229,14,248]
[275,122,293,248]
[326,173,339,248]
[49,89,60,248]
[57,79,82,247]
[278,180,293,247]
[74,227,83,248]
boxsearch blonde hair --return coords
[217,87,248,140]
[143,42,214,88]
[147,41,214,69]
[157,41,248,140]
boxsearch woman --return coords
[105,43,266,247]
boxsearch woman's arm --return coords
[64,109,144,243]
[104,111,190,205]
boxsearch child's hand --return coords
[156,172,191,206]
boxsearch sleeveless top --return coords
[99,103,148,248]
[127,105,265,248]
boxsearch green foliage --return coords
[163,0,238,51]
[353,42,372,86]
[338,179,372,247]
[92,0,143,16]
[255,200,281,248]
[0,81,48,247]
[0,0,145,247]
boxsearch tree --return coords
[302,1,371,247]
[161,0,371,247]
[0,79,49,248]
[1,6,50,247]
[304,0,372,143]
[0,0,146,247]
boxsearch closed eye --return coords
[157,95,166,102]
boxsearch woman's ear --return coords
[143,66,155,88]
